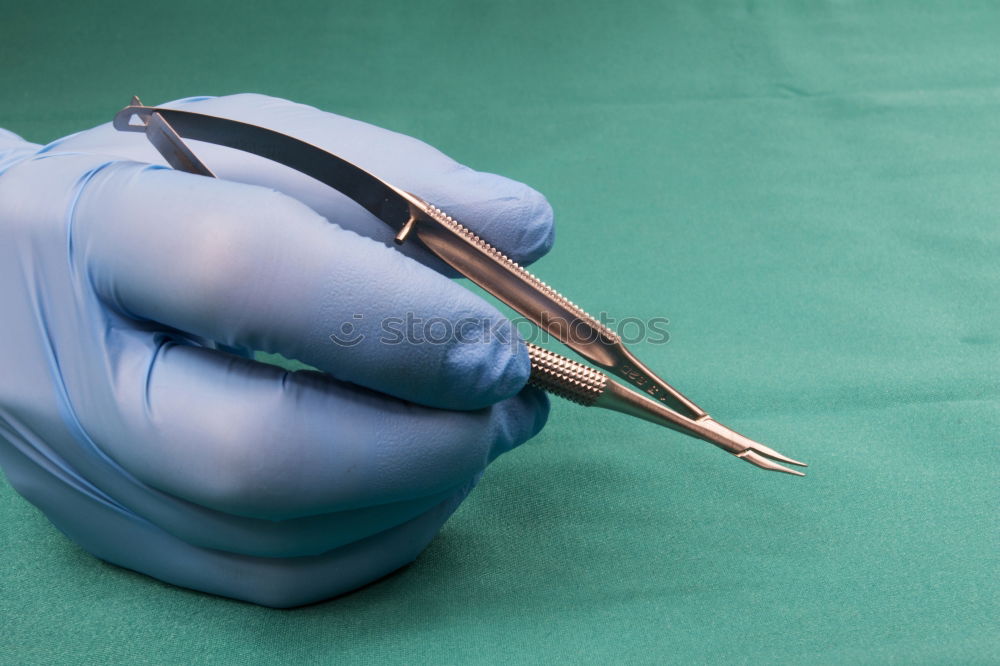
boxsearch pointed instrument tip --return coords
[739,449,806,476]
[696,418,807,470]
[746,441,808,468]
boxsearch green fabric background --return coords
[1,0,998,663]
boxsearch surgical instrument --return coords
[113,98,807,476]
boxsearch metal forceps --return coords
[113,98,807,476]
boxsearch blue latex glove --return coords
[0,95,553,607]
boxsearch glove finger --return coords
[62,158,531,409]
[86,330,546,521]
[48,94,555,274]
[152,489,460,558]
[0,406,459,557]
[3,436,468,607]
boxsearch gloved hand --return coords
[0,94,553,607]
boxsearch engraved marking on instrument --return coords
[620,364,645,385]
